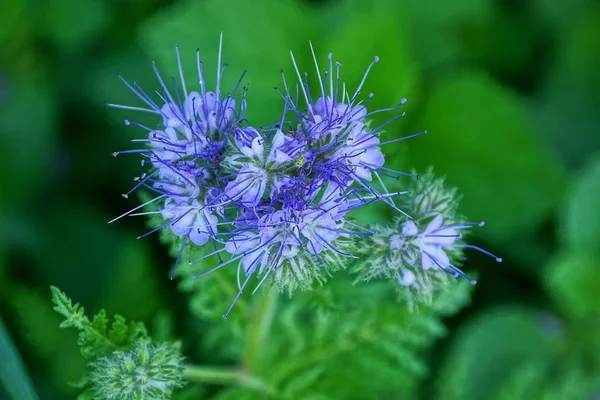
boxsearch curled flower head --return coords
[352,171,502,307]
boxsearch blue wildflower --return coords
[108,36,249,278]
[222,129,297,206]
[110,38,480,318]
[352,170,502,307]
[183,44,416,316]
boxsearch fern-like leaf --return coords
[214,275,472,400]
[51,286,148,360]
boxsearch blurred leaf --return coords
[0,1,40,79]
[13,286,84,395]
[315,0,419,223]
[532,0,594,32]
[139,0,317,125]
[151,309,176,343]
[545,252,600,318]
[42,0,109,52]
[82,46,157,189]
[97,237,161,321]
[0,241,6,297]
[400,0,494,69]
[171,385,207,400]
[0,82,58,208]
[142,200,246,361]
[493,361,600,400]
[532,6,600,169]
[456,11,540,80]
[33,201,121,305]
[410,72,567,241]
[85,46,156,125]
[436,306,560,400]
[320,0,418,113]
[0,316,40,400]
[563,157,600,252]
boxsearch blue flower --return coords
[222,129,297,206]
[110,38,483,318]
[109,36,250,276]
[161,198,219,246]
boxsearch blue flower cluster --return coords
[110,36,496,317]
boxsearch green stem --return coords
[183,365,275,395]
[183,365,242,384]
[243,288,277,372]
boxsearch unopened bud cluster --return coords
[90,341,184,400]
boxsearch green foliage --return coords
[13,286,84,393]
[139,0,317,126]
[398,0,495,70]
[0,317,40,400]
[320,0,418,119]
[436,307,560,400]
[213,277,472,400]
[534,6,600,169]
[149,191,472,399]
[0,81,57,209]
[492,362,600,400]
[51,286,148,360]
[41,0,108,52]
[97,238,161,321]
[150,211,246,361]
[545,252,600,318]
[410,72,567,242]
[50,287,185,399]
[563,157,600,252]
[4,0,600,398]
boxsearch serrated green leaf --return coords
[251,276,472,399]
[51,286,88,329]
[410,71,567,241]
[436,306,560,400]
[139,0,317,126]
[51,286,148,360]
[107,315,129,345]
[563,157,600,252]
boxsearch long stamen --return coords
[175,44,188,99]
[351,56,379,104]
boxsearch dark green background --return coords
[1,0,599,398]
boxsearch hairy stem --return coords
[183,365,275,394]
[243,288,278,373]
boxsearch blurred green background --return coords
[1,0,599,398]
